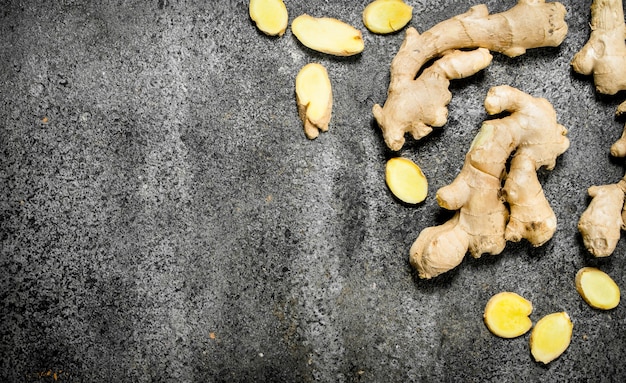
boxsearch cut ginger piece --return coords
[292,14,364,56]
[295,63,333,139]
[530,312,573,364]
[483,292,533,338]
[249,0,289,36]
[575,267,621,310]
[385,157,428,204]
[363,0,413,34]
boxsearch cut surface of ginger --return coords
[483,292,533,338]
[385,157,428,204]
[576,267,621,310]
[530,312,573,364]
[363,0,413,34]
[249,0,288,36]
[292,14,364,56]
[295,63,333,139]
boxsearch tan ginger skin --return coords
[411,86,569,279]
[575,0,626,257]
[373,0,568,151]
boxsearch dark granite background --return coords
[1,0,625,381]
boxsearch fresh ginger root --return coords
[410,86,569,279]
[373,0,568,151]
[529,312,573,364]
[483,292,533,338]
[249,0,289,37]
[385,157,428,204]
[363,0,413,35]
[295,63,333,139]
[576,267,621,310]
[292,14,365,56]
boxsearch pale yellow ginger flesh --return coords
[530,312,573,364]
[295,63,333,139]
[292,14,364,56]
[410,86,569,279]
[576,267,621,310]
[385,157,428,204]
[249,0,289,37]
[571,0,626,96]
[373,0,568,151]
[483,292,533,338]
[578,180,626,257]
[363,0,413,35]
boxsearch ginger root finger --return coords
[363,0,413,35]
[483,292,533,339]
[576,267,621,310]
[578,182,626,257]
[249,0,289,37]
[292,14,364,57]
[530,312,573,364]
[295,63,333,139]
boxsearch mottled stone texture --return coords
[1,0,625,382]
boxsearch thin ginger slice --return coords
[295,63,333,139]
[292,14,364,56]
[530,312,573,364]
[249,0,289,36]
[385,157,428,204]
[363,0,413,34]
[576,267,621,310]
[483,292,533,338]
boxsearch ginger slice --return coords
[385,157,428,204]
[249,0,289,37]
[292,14,365,56]
[363,0,413,35]
[295,63,333,139]
[529,312,573,364]
[576,267,621,310]
[483,292,533,338]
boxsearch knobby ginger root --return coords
[530,312,573,364]
[292,14,365,56]
[410,86,569,279]
[373,0,568,151]
[483,292,533,338]
[249,0,289,36]
[363,0,413,35]
[385,157,428,204]
[576,267,621,310]
[295,63,333,139]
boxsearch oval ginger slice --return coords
[249,0,289,36]
[530,312,573,364]
[292,14,364,56]
[385,157,428,204]
[483,292,533,338]
[576,267,621,310]
[363,0,413,34]
[295,63,333,139]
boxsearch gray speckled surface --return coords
[1,0,625,381]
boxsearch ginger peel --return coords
[363,0,413,35]
[373,0,568,151]
[411,86,569,279]
[385,157,428,204]
[295,63,333,139]
[483,292,533,339]
[576,267,621,310]
[249,0,289,37]
[529,312,573,364]
[292,14,364,57]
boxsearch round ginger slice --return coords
[530,312,573,364]
[249,0,289,36]
[385,157,428,204]
[292,14,364,56]
[575,267,621,310]
[483,292,533,338]
[363,0,413,34]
